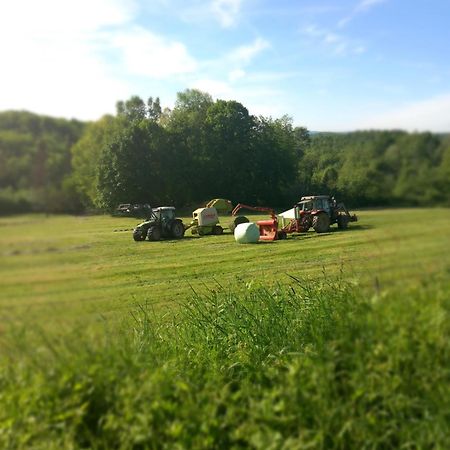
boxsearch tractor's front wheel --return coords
[337,215,349,230]
[147,226,162,241]
[171,220,185,239]
[312,212,330,233]
[133,229,146,241]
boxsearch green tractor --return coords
[133,207,185,241]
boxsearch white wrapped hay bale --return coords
[234,222,260,244]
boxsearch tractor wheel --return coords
[229,216,249,233]
[277,231,287,240]
[133,229,146,241]
[337,215,349,230]
[312,212,330,233]
[171,220,185,239]
[147,226,162,241]
[213,225,224,235]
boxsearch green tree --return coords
[70,115,117,207]
[203,100,255,201]
[165,89,214,203]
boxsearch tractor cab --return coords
[153,207,176,231]
[153,207,176,221]
[298,196,331,215]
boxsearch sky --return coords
[0,0,449,132]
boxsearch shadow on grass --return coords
[332,224,373,232]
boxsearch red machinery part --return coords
[232,203,279,241]
[256,219,278,241]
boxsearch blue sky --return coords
[1,0,449,131]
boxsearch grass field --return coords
[1,208,449,330]
[0,209,449,448]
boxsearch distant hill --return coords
[0,110,86,213]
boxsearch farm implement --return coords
[185,198,233,236]
[230,203,282,241]
[230,196,358,242]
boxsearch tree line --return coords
[0,90,449,215]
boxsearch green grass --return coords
[0,209,449,448]
[1,275,449,449]
[1,209,449,331]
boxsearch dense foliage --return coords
[302,131,450,207]
[2,277,448,448]
[1,92,449,214]
[0,111,85,214]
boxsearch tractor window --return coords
[162,209,175,221]
[314,198,330,213]
[301,201,312,211]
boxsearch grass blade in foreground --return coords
[1,276,449,449]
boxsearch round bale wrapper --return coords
[234,222,260,244]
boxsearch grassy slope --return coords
[1,209,449,449]
[1,209,449,331]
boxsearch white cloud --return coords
[211,0,242,28]
[355,93,450,132]
[0,0,135,119]
[0,0,196,119]
[229,38,270,64]
[112,27,197,78]
[339,0,388,28]
[0,0,136,36]
[301,25,365,56]
[356,0,387,13]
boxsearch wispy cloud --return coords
[301,25,366,56]
[229,37,270,64]
[211,0,242,28]
[356,0,387,12]
[339,0,388,28]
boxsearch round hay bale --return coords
[234,222,260,244]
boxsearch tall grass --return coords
[1,276,449,449]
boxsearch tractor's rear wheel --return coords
[229,216,249,233]
[213,225,224,235]
[312,212,330,233]
[277,231,287,240]
[337,215,349,230]
[171,220,185,239]
[147,226,161,241]
[133,229,146,241]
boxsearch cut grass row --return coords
[0,208,449,331]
